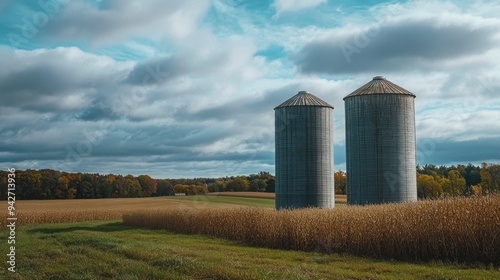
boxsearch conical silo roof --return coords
[274,91,333,109]
[343,76,415,99]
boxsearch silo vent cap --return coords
[274,91,334,109]
[343,76,415,99]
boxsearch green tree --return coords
[18,170,43,199]
[155,179,173,196]
[40,169,62,199]
[266,178,275,193]
[137,174,157,197]
[0,171,7,200]
[96,175,114,198]
[113,175,128,197]
[125,175,142,197]
[463,163,481,187]
[250,179,267,192]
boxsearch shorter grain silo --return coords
[344,76,417,205]
[274,91,334,209]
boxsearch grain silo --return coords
[274,91,334,209]
[344,76,417,205]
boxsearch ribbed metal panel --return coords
[275,91,334,209]
[345,76,415,97]
[275,91,334,109]
[344,77,417,205]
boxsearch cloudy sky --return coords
[1,0,499,178]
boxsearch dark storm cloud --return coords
[0,119,238,163]
[125,49,234,86]
[125,56,189,85]
[417,137,500,165]
[0,66,68,94]
[78,103,121,121]
[294,18,500,74]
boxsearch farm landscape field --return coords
[2,194,500,279]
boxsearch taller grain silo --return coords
[274,91,334,209]
[344,76,417,205]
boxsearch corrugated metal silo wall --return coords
[275,106,334,209]
[345,94,417,205]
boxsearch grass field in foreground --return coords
[1,220,499,280]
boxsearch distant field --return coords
[208,192,348,203]
[2,195,273,226]
[5,194,348,226]
[207,191,275,199]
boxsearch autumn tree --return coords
[334,170,347,194]
[113,175,128,197]
[480,163,493,193]
[487,164,500,192]
[447,170,466,196]
[195,184,208,195]
[55,175,70,199]
[227,176,250,192]
[417,174,442,199]
[173,184,188,194]
[208,180,226,192]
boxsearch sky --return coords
[0,0,499,179]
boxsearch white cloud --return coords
[273,0,327,17]
[43,0,211,45]
[0,47,132,112]
[2,0,500,177]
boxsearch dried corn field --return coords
[124,195,500,265]
[1,209,124,227]
[0,196,244,227]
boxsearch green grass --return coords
[162,195,277,208]
[1,220,499,279]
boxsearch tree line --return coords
[1,163,498,200]
[416,163,500,198]
[0,170,276,200]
